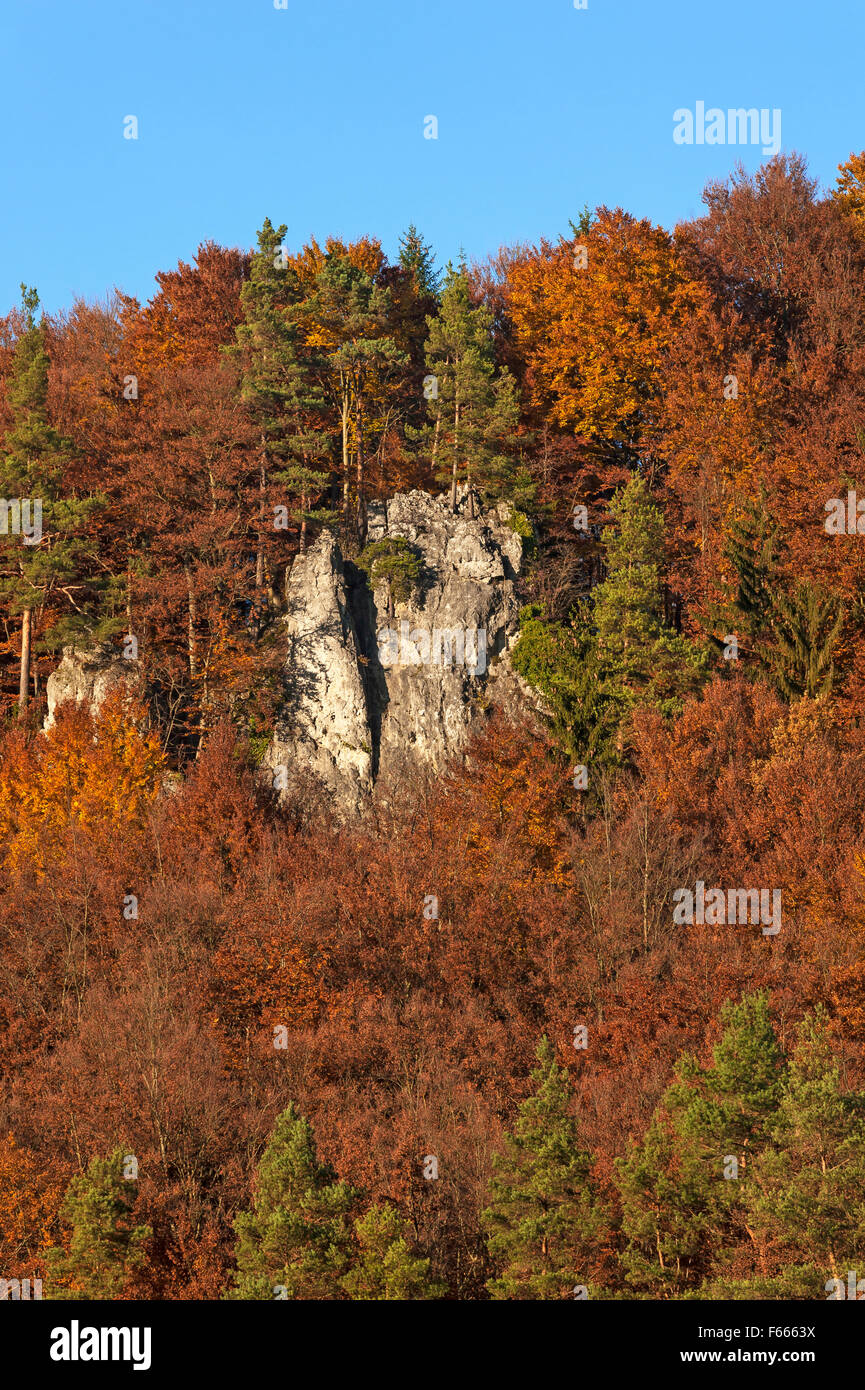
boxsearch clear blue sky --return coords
[3,0,863,316]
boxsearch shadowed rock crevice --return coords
[343,559,388,781]
[265,488,535,817]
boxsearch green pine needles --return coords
[356,537,422,618]
[45,1150,150,1300]
[226,1102,442,1300]
[482,1036,604,1299]
[512,472,709,768]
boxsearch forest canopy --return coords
[3,153,865,1301]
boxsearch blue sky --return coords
[2,0,862,316]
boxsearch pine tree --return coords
[411,262,520,515]
[229,221,330,598]
[511,478,707,768]
[45,1150,150,1299]
[700,992,787,1149]
[616,993,785,1297]
[398,225,440,299]
[341,1204,443,1300]
[227,1103,358,1300]
[481,1036,603,1299]
[274,462,334,556]
[0,286,120,717]
[750,1008,865,1295]
[296,255,406,543]
[356,537,421,619]
[615,1108,720,1297]
[592,474,708,723]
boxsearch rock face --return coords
[265,489,532,815]
[268,529,376,817]
[44,645,141,730]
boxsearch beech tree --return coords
[508,208,703,466]
[833,150,865,231]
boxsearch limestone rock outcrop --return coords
[44,644,142,730]
[265,488,534,814]
[42,491,538,818]
[267,528,375,817]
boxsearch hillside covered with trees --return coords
[2,152,865,1300]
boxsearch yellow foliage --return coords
[833,151,865,231]
[283,235,386,291]
[508,208,705,445]
[0,692,164,877]
[0,1134,65,1270]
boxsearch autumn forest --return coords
[3,151,865,1305]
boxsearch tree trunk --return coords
[355,394,366,544]
[18,607,31,718]
[255,441,266,591]
[184,564,197,679]
[341,374,351,519]
[430,355,447,477]
[450,388,461,511]
[467,467,476,520]
[431,401,442,474]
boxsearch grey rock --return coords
[267,488,536,816]
[44,644,142,730]
[264,531,374,818]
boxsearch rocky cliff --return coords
[44,644,142,730]
[264,488,533,815]
[43,491,537,817]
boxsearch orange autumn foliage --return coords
[508,207,705,453]
[833,150,865,231]
[210,911,326,1052]
[0,1133,67,1277]
[0,692,164,878]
